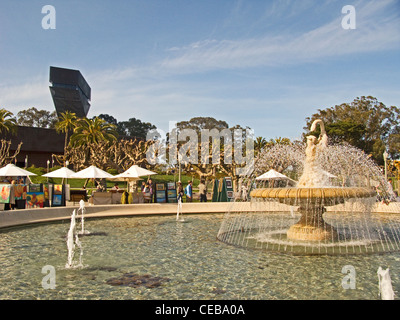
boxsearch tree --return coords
[97,114,157,139]
[304,96,400,164]
[70,117,118,147]
[0,108,17,135]
[118,117,157,139]
[59,138,154,172]
[265,137,292,148]
[63,117,118,168]
[176,117,229,131]
[172,117,253,189]
[16,107,58,128]
[97,114,118,126]
[55,111,78,154]
[254,137,267,156]
[0,139,22,166]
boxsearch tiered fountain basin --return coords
[250,187,376,241]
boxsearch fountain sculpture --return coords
[217,119,400,255]
[250,120,375,241]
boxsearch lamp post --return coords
[47,160,50,183]
[25,155,28,169]
[65,161,69,185]
[383,150,388,181]
[178,153,182,183]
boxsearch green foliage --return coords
[305,96,400,164]
[0,108,17,135]
[176,117,229,132]
[55,111,78,151]
[98,114,156,140]
[118,117,156,139]
[16,107,58,129]
[70,117,118,147]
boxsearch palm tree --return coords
[70,117,118,147]
[0,108,17,135]
[254,136,267,155]
[55,111,78,153]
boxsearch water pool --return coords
[0,213,399,299]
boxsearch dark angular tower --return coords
[49,66,91,118]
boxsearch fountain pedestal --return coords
[287,205,337,241]
[250,187,376,242]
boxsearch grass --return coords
[25,166,202,191]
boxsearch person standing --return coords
[185,181,193,202]
[198,180,207,202]
[177,181,184,203]
[148,178,154,203]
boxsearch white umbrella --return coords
[43,167,76,179]
[110,165,156,192]
[256,169,291,181]
[71,165,114,179]
[111,165,156,181]
[43,166,76,185]
[0,164,37,177]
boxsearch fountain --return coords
[377,267,395,300]
[176,198,184,222]
[77,199,90,235]
[65,208,84,269]
[217,119,400,255]
[252,120,375,241]
[65,209,77,268]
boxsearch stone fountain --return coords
[217,119,399,255]
[249,120,375,241]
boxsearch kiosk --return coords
[167,182,177,203]
[212,177,234,202]
[155,183,167,203]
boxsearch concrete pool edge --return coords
[0,201,398,229]
[0,202,233,229]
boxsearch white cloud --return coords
[160,0,400,73]
[0,76,53,113]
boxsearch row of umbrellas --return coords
[0,163,156,182]
[0,164,336,184]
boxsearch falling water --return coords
[65,209,77,268]
[65,209,85,268]
[77,199,90,235]
[378,267,395,300]
[217,120,400,255]
[176,198,184,222]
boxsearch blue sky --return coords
[0,0,399,140]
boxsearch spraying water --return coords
[65,209,77,268]
[378,267,395,300]
[217,119,400,255]
[176,198,184,222]
[77,199,90,235]
[65,208,85,269]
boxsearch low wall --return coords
[0,202,233,229]
[0,200,398,230]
